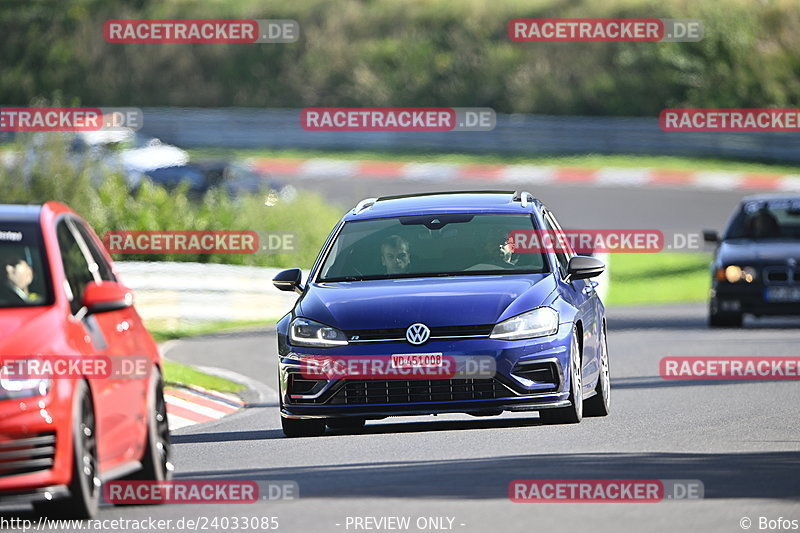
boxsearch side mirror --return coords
[82,281,133,315]
[702,230,719,243]
[567,255,605,281]
[273,268,304,294]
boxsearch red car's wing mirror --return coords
[82,281,133,315]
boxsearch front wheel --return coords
[34,381,99,518]
[124,372,172,482]
[539,326,583,425]
[584,323,610,417]
[709,309,742,328]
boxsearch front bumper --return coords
[0,392,72,499]
[279,324,574,420]
[711,283,800,316]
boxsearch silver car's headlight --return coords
[490,307,559,340]
[289,318,348,347]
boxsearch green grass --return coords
[189,148,800,176]
[606,253,711,306]
[162,359,246,394]
[147,319,277,343]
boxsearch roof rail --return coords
[352,197,378,214]
[512,191,533,207]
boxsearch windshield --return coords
[0,223,52,308]
[724,198,800,240]
[318,213,549,282]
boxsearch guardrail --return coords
[115,261,299,325]
[137,108,800,163]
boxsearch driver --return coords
[0,251,39,304]
[381,235,411,274]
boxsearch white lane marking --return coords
[595,167,652,186]
[165,395,229,419]
[402,162,460,181]
[167,413,197,431]
[692,171,744,190]
[498,165,557,183]
[300,159,359,178]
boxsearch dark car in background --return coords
[705,194,800,327]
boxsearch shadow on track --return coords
[176,450,800,500]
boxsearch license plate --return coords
[765,286,800,302]
[391,353,443,369]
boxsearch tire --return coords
[584,323,610,417]
[281,417,326,438]
[123,372,172,482]
[539,326,583,425]
[34,381,99,519]
[326,418,366,431]
[708,309,743,328]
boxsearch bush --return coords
[1,0,799,115]
[0,132,343,268]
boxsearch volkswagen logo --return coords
[788,258,797,267]
[406,323,430,345]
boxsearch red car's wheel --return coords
[34,381,99,518]
[123,372,173,482]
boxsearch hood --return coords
[297,274,556,330]
[0,306,60,353]
[718,240,800,265]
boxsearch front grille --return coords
[764,267,800,285]
[345,324,494,342]
[328,378,512,405]
[0,432,56,477]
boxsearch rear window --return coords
[318,213,549,282]
[0,223,52,308]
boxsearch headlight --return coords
[0,365,50,399]
[290,318,348,347]
[721,265,757,283]
[490,307,559,340]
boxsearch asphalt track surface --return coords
[3,303,797,533]
[1,179,798,532]
[280,176,753,235]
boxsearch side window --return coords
[74,222,116,282]
[56,221,96,315]
[542,212,572,278]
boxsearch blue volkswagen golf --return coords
[273,191,610,437]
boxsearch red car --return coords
[0,202,171,518]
